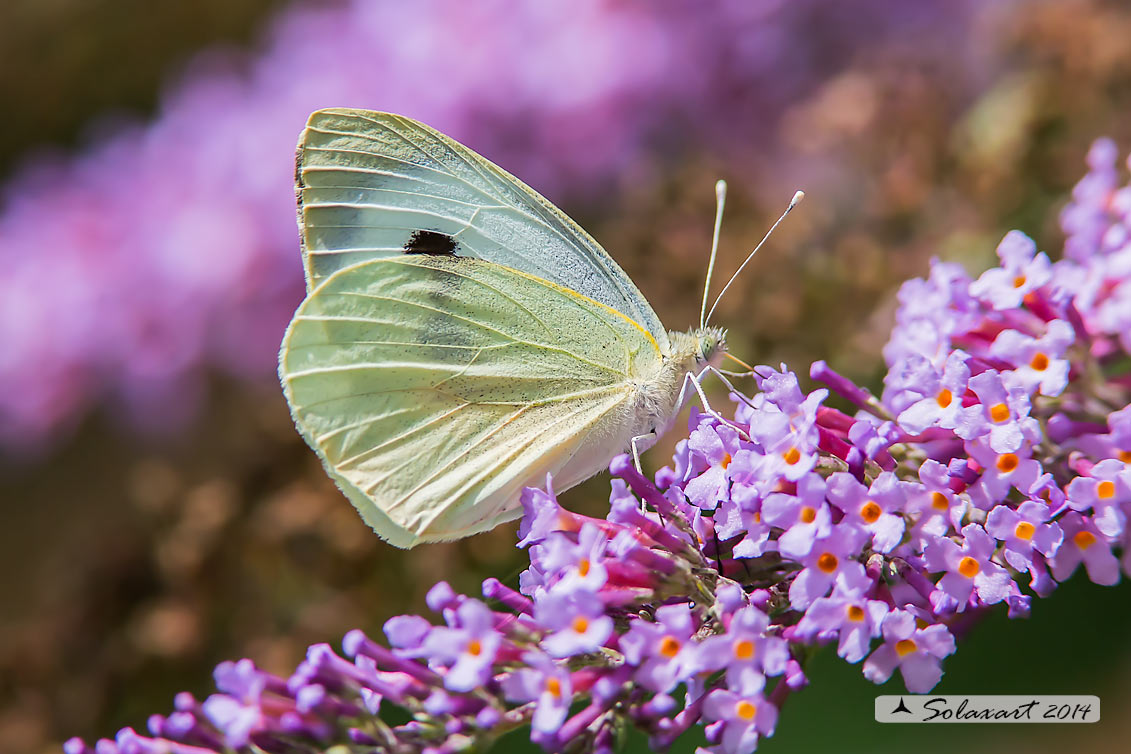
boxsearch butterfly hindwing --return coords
[296,108,670,352]
[279,254,662,546]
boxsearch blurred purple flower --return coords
[0,0,1011,450]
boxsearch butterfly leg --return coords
[629,432,659,513]
[677,370,751,440]
[702,365,758,410]
[629,432,656,476]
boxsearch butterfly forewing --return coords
[296,108,669,351]
[280,254,662,547]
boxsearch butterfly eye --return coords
[697,336,715,363]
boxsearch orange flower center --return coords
[996,453,1019,473]
[1119,450,1131,463]
[958,556,980,578]
[817,552,839,573]
[659,635,682,658]
[735,700,757,721]
[733,639,755,660]
[936,388,953,408]
[931,491,950,511]
[572,616,589,634]
[1073,530,1097,550]
[1097,480,1116,500]
[578,558,591,577]
[1029,352,1050,371]
[545,677,562,698]
[467,639,482,657]
[895,639,918,657]
[783,447,801,465]
[989,402,1010,423]
[721,453,732,468]
[1014,521,1035,541]
[860,501,882,524]
[800,506,817,524]
[1012,275,1027,289]
[846,605,865,622]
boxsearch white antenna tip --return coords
[790,190,805,208]
[715,179,727,198]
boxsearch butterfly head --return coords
[693,326,728,367]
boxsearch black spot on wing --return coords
[404,230,459,256]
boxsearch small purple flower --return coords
[501,652,573,734]
[535,523,610,593]
[517,478,577,548]
[620,603,700,693]
[862,610,956,692]
[755,367,814,417]
[535,589,614,658]
[745,369,826,482]
[1076,405,1131,462]
[1107,405,1131,451]
[697,606,788,683]
[825,472,906,554]
[795,592,890,663]
[785,527,870,610]
[1065,461,1131,538]
[896,349,971,433]
[969,231,1053,310]
[965,438,1043,510]
[1049,513,1121,586]
[883,259,977,375]
[701,668,777,754]
[762,472,832,558]
[201,694,265,749]
[924,524,1014,610]
[1028,471,1067,509]
[683,421,743,511]
[1062,138,1121,262]
[985,501,1063,574]
[383,615,432,651]
[904,460,967,548]
[420,600,503,692]
[990,320,1074,396]
[714,488,772,558]
[848,417,900,462]
[955,370,1040,453]
[200,660,276,747]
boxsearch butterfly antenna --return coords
[699,180,728,330]
[705,190,804,327]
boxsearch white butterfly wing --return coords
[296,108,669,352]
[279,254,663,547]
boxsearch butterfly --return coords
[279,109,749,548]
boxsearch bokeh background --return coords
[2,1,1130,752]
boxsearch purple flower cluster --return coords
[66,140,1131,753]
[0,0,1004,449]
